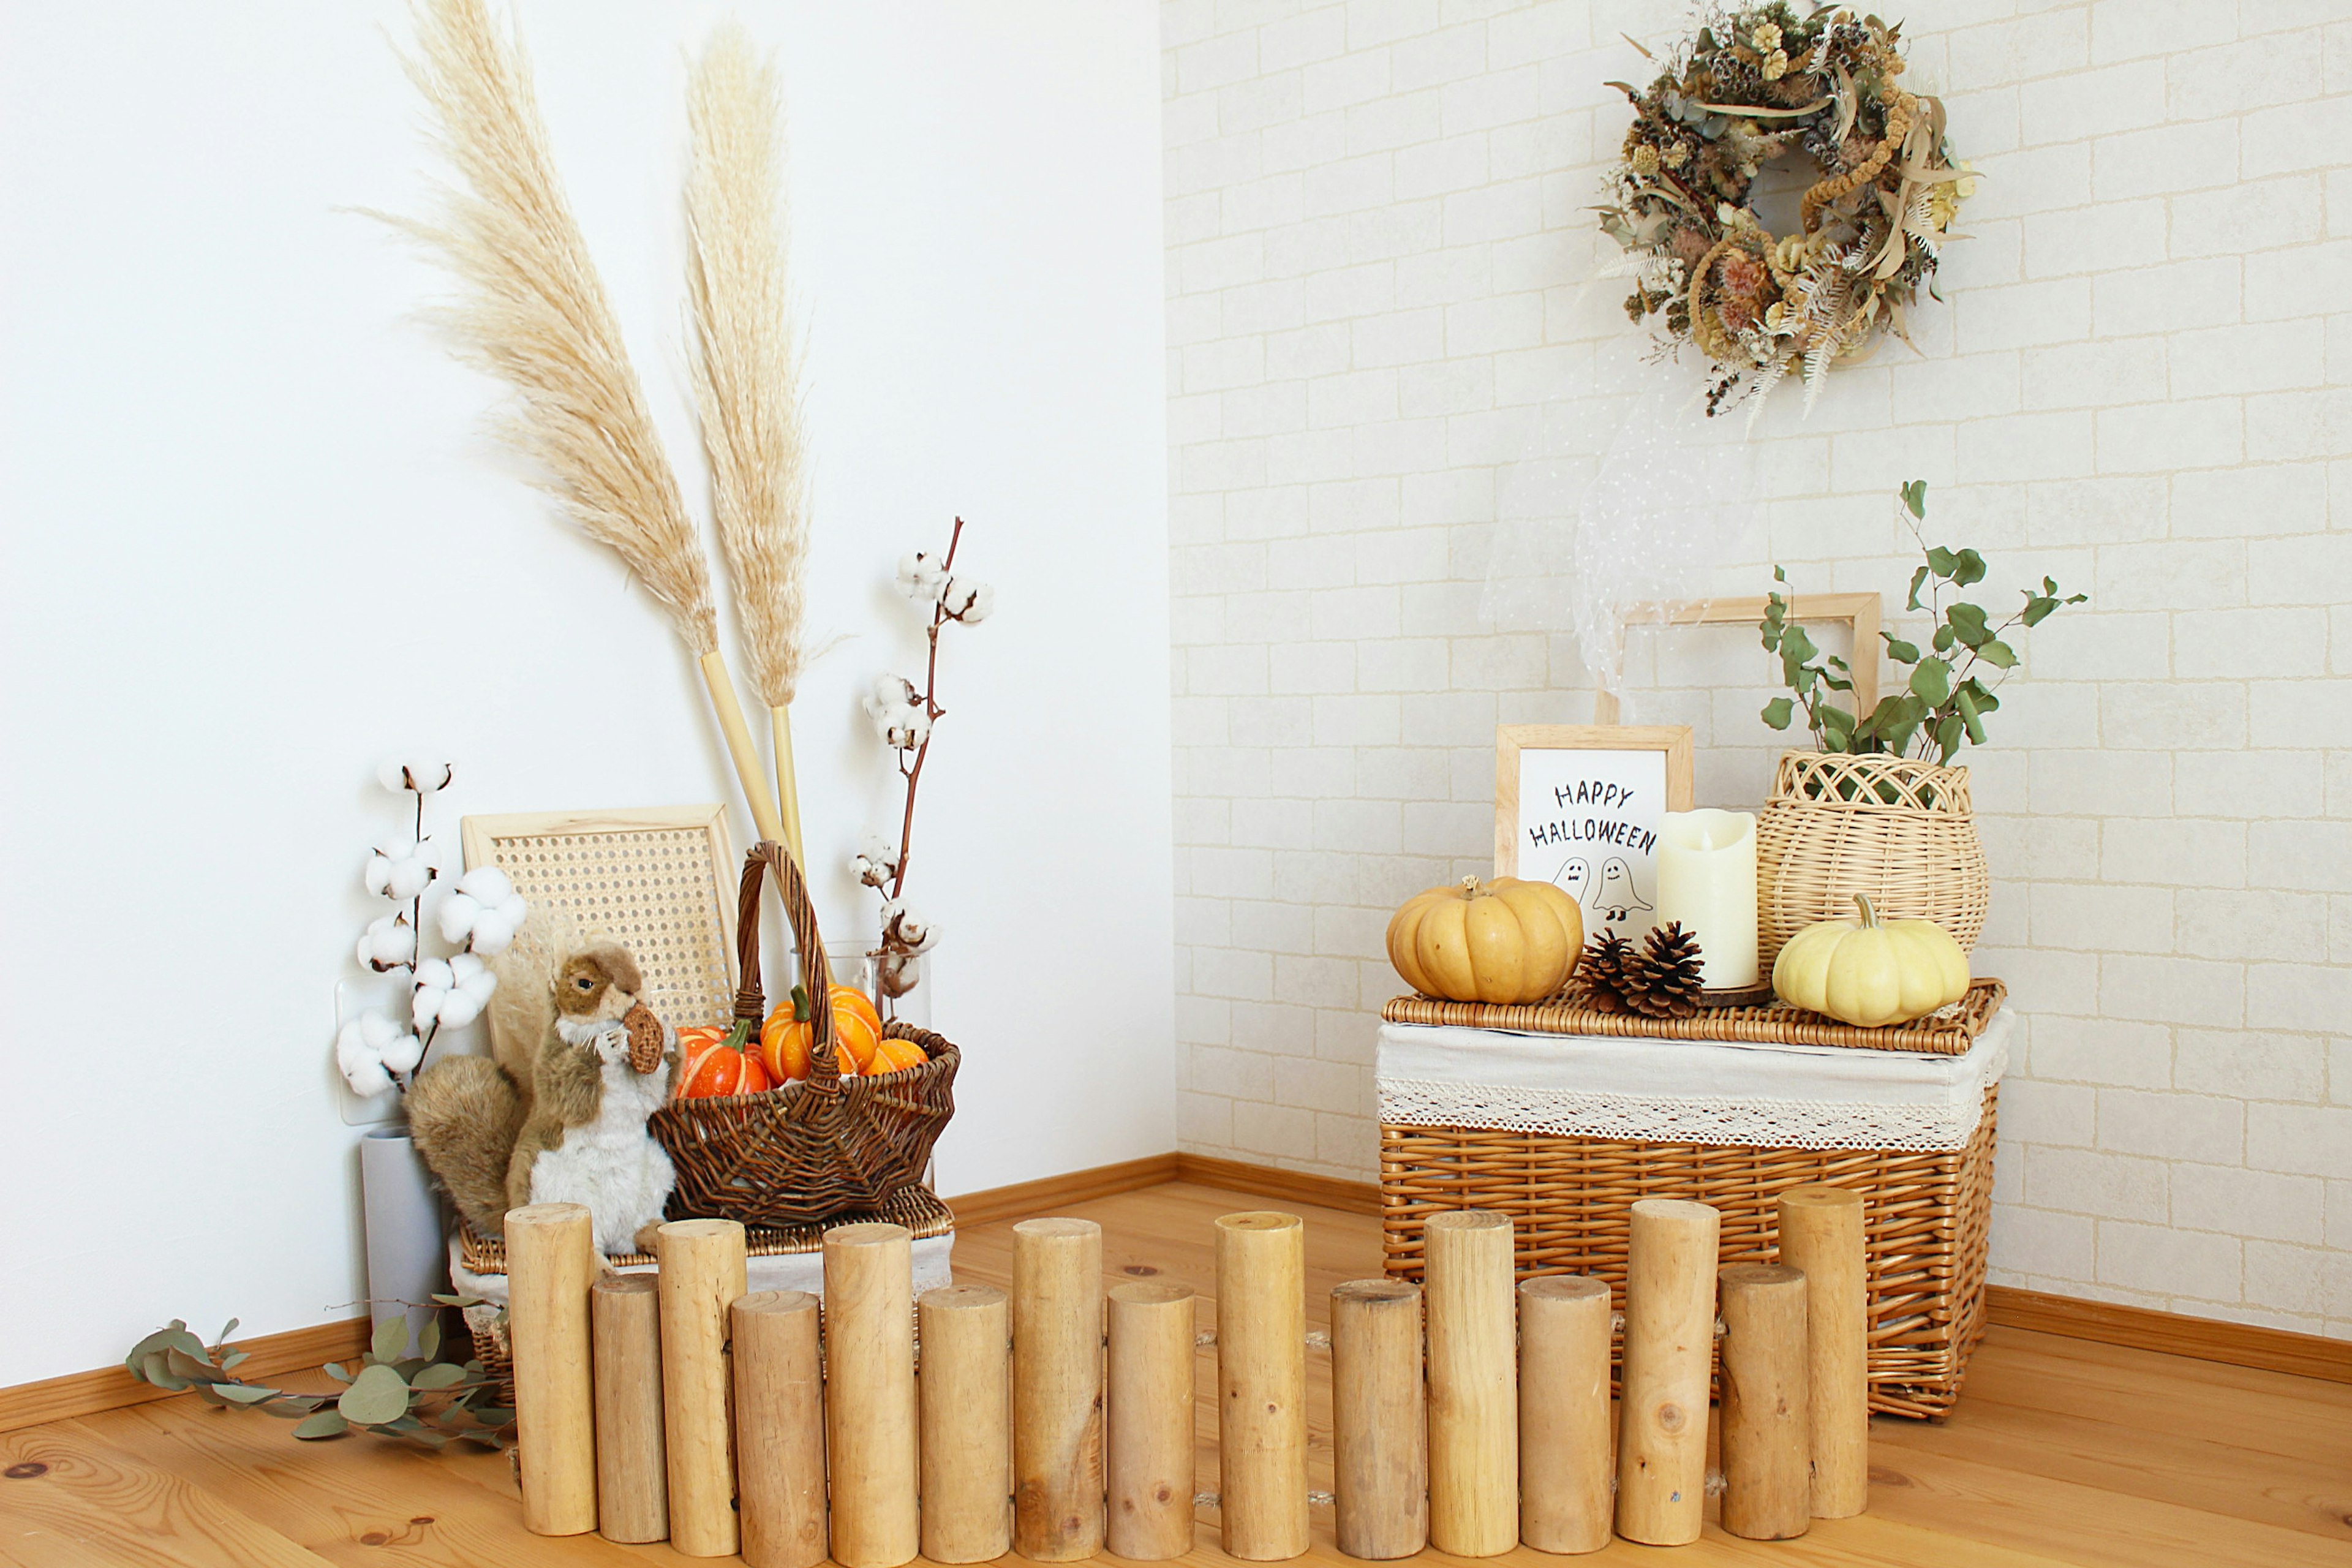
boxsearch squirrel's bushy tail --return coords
[408,1056,525,1238]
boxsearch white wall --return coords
[0,0,1170,1384]
[1162,0,2352,1335]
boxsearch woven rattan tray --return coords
[1381,976,2005,1055]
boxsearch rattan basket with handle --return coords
[647,840,958,1229]
[1755,750,1989,968]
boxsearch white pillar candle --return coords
[1656,809,1759,989]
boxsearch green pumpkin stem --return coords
[1853,893,1880,928]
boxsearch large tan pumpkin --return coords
[1386,876,1585,1004]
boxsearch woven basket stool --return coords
[1378,1011,2008,1419]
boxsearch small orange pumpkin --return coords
[866,1033,929,1076]
[761,984,885,1081]
[677,1022,773,1098]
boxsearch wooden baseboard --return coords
[944,1152,1180,1229]
[1171,1152,1381,1215]
[0,1316,372,1436]
[1986,1284,2351,1384]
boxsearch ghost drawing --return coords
[1594,857,1653,934]
[1553,858,1594,910]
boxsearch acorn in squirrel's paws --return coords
[410,928,680,1256]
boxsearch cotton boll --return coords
[448,953,484,985]
[434,989,484,1029]
[379,1030,426,1076]
[437,892,482,946]
[342,1053,395,1099]
[881,900,939,953]
[357,914,416,971]
[364,853,393,897]
[383,857,434,902]
[895,551,948,602]
[336,1018,379,1076]
[859,832,902,875]
[454,865,513,904]
[412,984,443,1030]
[337,1017,394,1097]
[941,578,995,624]
[468,903,521,955]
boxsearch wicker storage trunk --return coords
[1376,1011,2008,1419]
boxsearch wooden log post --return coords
[590,1273,666,1544]
[1012,1218,1106,1561]
[506,1203,598,1537]
[1718,1264,1811,1542]
[733,1291,827,1568]
[1515,1276,1611,1556]
[1329,1280,1427,1561]
[921,1284,1013,1564]
[1106,1281,1199,1561]
[1615,1197,1720,1548]
[658,1218,748,1558]
[1213,1211,1308,1562]
[1423,1210,1517,1558]
[826,1222,921,1568]
[1778,1184,1869,1519]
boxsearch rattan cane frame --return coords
[647,841,959,1229]
[459,807,740,1028]
[1756,751,1991,968]
[1379,1084,1996,1419]
[1382,976,2003,1056]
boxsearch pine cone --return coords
[1580,933,1635,1013]
[1626,922,1706,1019]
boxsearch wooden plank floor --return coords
[5,1180,2349,1567]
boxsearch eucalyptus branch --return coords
[1761,480,2086,764]
[124,1305,514,1451]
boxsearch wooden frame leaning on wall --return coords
[1593,592,1882,726]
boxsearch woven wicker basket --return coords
[1379,1087,1996,1419]
[647,841,959,1229]
[1755,750,1989,968]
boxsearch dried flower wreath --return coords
[1599,4,1974,423]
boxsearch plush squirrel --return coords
[409,920,680,1256]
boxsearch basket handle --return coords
[733,841,841,1088]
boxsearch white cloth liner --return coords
[1378,1008,2011,1153]
[451,1231,956,1306]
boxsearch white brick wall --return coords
[1163,0,2352,1334]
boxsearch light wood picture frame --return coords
[1496,725,1695,945]
[1594,592,1882,725]
[461,804,741,1028]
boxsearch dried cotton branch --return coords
[687,21,812,707]
[384,0,717,654]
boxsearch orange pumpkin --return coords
[677,1023,772,1098]
[762,984,884,1081]
[866,1033,929,1076]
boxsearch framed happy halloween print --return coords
[1495,725,1694,946]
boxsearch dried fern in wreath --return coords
[1581,923,1707,1019]
[124,1301,513,1450]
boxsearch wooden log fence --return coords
[503,1195,1866,1558]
